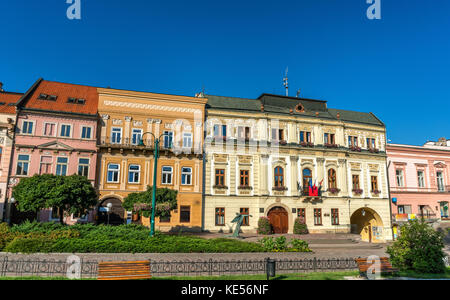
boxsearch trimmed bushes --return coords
[293,218,309,235]
[258,236,311,252]
[257,217,272,235]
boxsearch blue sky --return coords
[1,0,449,145]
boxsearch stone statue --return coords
[228,212,252,238]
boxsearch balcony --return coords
[98,137,155,149]
[391,186,449,193]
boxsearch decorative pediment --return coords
[434,162,446,169]
[36,141,74,151]
[350,162,361,171]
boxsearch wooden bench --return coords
[355,257,398,278]
[98,261,151,280]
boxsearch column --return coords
[338,159,348,195]
[290,156,299,196]
[260,154,269,195]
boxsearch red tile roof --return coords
[21,80,98,115]
[0,92,21,114]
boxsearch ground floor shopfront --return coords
[204,196,393,243]
[391,192,450,221]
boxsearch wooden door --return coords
[268,207,288,234]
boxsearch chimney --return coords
[261,104,264,112]
[0,82,3,92]
[336,112,340,119]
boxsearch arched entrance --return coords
[268,207,289,234]
[350,207,384,243]
[97,198,125,225]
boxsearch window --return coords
[78,158,90,177]
[81,126,92,139]
[272,128,284,141]
[328,169,337,189]
[240,208,249,226]
[183,133,193,148]
[16,155,29,176]
[324,133,335,144]
[162,166,173,185]
[314,208,322,225]
[417,171,425,188]
[215,208,225,226]
[396,170,404,187]
[0,148,2,163]
[39,156,52,175]
[240,170,249,187]
[107,164,120,183]
[131,129,143,145]
[303,168,312,194]
[274,167,284,187]
[348,136,358,147]
[159,216,171,223]
[331,209,339,225]
[60,124,71,137]
[213,124,227,138]
[43,123,56,136]
[352,174,360,190]
[181,167,192,185]
[398,205,412,214]
[56,157,68,176]
[215,169,225,186]
[111,127,122,144]
[180,206,191,223]
[371,176,379,192]
[22,121,33,135]
[163,131,173,149]
[128,165,140,183]
[297,208,306,223]
[367,138,376,149]
[437,172,445,192]
[300,131,311,143]
[237,127,251,140]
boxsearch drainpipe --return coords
[384,132,395,241]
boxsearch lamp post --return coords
[9,197,16,226]
[139,132,168,237]
[107,202,112,225]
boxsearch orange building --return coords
[96,88,206,231]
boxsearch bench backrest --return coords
[98,261,151,280]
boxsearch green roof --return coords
[206,93,384,127]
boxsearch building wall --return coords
[204,110,393,242]
[0,114,15,220]
[97,88,207,230]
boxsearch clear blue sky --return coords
[1,0,449,145]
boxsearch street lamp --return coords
[107,202,112,225]
[9,198,16,226]
[139,132,168,237]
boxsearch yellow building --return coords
[203,94,393,242]
[96,88,206,231]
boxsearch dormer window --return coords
[295,103,305,113]
[38,94,57,101]
[48,95,58,101]
[77,98,86,105]
[67,97,86,105]
[67,97,76,103]
[38,93,48,100]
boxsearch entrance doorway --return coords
[97,198,125,225]
[350,207,384,243]
[267,207,289,234]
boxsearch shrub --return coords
[257,217,272,235]
[387,219,446,274]
[258,237,311,252]
[289,239,311,252]
[293,218,309,234]
[4,237,56,253]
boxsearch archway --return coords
[350,207,384,243]
[97,197,125,225]
[268,207,289,234]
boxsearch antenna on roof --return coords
[195,86,205,98]
[296,89,301,98]
[283,67,289,97]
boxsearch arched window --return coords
[328,169,337,189]
[303,168,312,194]
[274,167,284,187]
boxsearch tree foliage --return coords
[12,174,98,224]
[387,219,446,274]
[122,186,178,218]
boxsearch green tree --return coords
[123,186,178,218]
[387,219,446,274]
[12,174,98,224]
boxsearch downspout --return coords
[384,130,395,241]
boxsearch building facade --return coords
[0,86,22,221]
[96,88,206,231]
[387,141,450,226]
[9,79,99,224]
[204,94,393,242]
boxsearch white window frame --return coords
[417,170,425,188]
[396,169,404,187]
[59,124,72,138]
[128,164,141,184]
[131,128,143,145]
[181,167,192,185]
[78,158,90,177]
[80,126,93,140]
[163,131,173,149]
[111,127,122,144]
[39,155,53,175]
[43,122,57,137]
[56,156,69,176]
[21,120,35,135]
[107,163,120,183]
[16,154,30,176]
[183,132,193,148]
[162,166,173,185]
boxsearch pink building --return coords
[387,140,450,226]
[8,79,99,224]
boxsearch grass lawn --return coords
[382,267,450,279]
